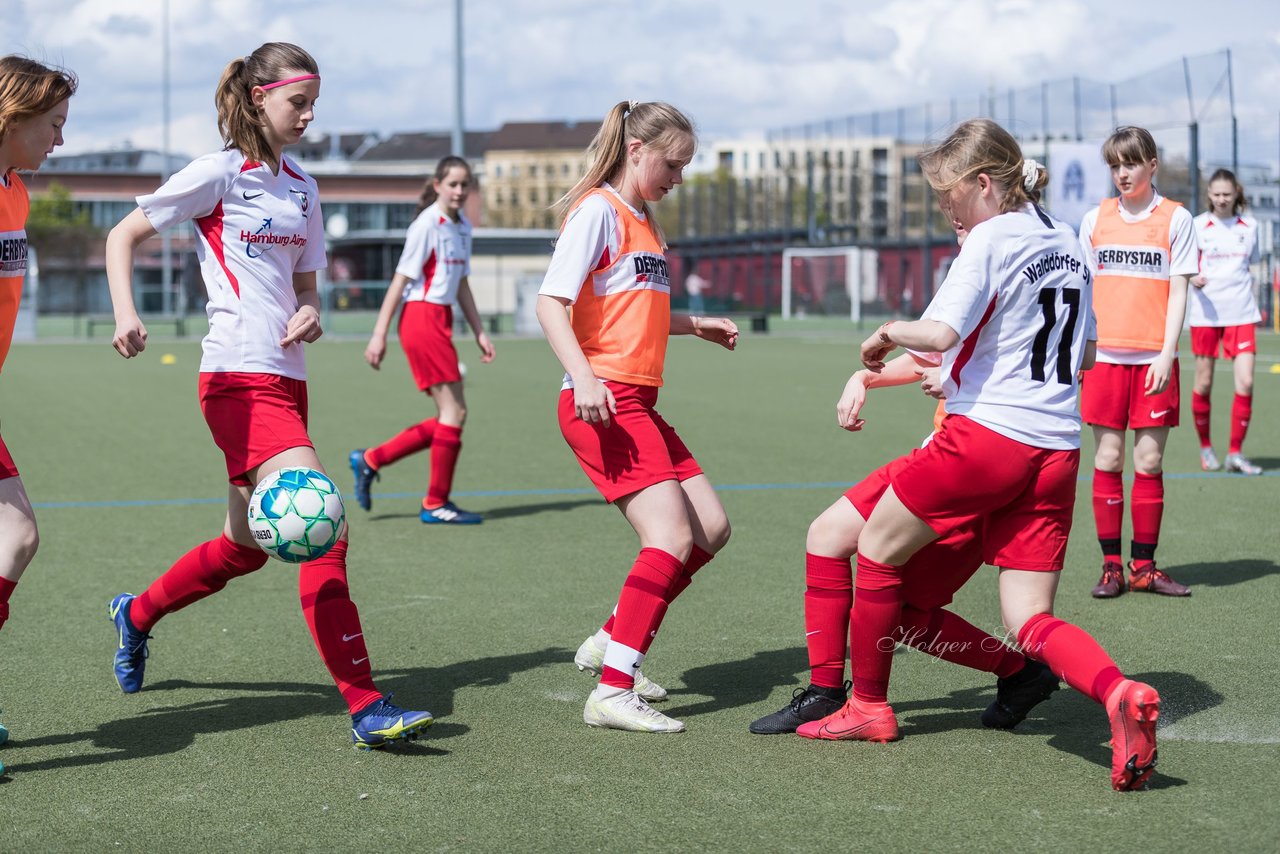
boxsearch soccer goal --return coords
[781,245,873,322]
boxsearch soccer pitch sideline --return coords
[1,332,1277,851]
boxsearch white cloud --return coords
[3,0,1277,170]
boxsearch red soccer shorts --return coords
[0,431,18,480]
[1191,324,1256,360]
[845,454,985,610]
[889,415,1079,572]
[199,372,312,486]
[400,300,462,393]
[558,381,703,503]
[1080,360,1180,430]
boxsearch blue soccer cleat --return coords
[0,714,8,747]
[109,593,151,694]
[420,501,482,525]
[351,694,434,750]
[348,449,379,512]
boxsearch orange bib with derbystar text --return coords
[1090,197,1179,351]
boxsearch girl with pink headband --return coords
[103,42,434,751]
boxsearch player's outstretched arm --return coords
[860,319,958,371]
[837,352,940,431]
[671,314,738,350]
[106,208,158,359]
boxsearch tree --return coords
[24,182,101,315]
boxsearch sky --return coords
[6,0,1280,170]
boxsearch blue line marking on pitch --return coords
[29,469,1279,510]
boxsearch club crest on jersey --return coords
[289,188,310,216]
[241,217,308,258]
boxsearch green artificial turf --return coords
[1,329,1277,851]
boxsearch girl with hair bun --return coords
[104,42,433,750]
[799,118,1161,792]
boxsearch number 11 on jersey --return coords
[1031,287,1080,384]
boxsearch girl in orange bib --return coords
[0,55,76,763]
[1078,126,1196,599]
[536,101,739,733]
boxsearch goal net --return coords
[781,246,873,322]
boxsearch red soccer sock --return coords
[130,534,269,632]
[0,576,17,631]
[365,418,436,470]
[298,539,382,714]
[1191,391,1213,448]
[424,423,462,508]
[668,544,715,602]
[600,548,684,689]
[1130,472,1163,569]
[804,553,853,690]
[1229,393,1253,455]
[1017,613,1124,704]
[899,605,1025,678]
[849,554,904,704]
[1092,469,1124,561]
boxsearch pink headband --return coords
[261,74,320,90]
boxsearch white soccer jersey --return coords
[1077,193,1197,365]
[1189,211,1261,327]
[924,204,1096,450]
[396,202,472,305]
[138,149,327,380]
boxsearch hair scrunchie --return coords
[1022,158,1042,192]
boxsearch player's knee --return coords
[1236,379,1253,397]
[1133,450,1163,475]
[1093,447,1123,472]
[810,521,858,559]
[706,516,731,553]
[9,516,39,568]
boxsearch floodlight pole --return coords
[452,0,465,157]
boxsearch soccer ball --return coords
[248,467,346,563]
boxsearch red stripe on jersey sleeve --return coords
[949,295,998,393]
[195,201,241,298]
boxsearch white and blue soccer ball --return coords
[248,467,346,563]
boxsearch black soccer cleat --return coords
[981,660,1060,729]
[749,682,849,734]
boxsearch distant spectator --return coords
[685,267,707,314]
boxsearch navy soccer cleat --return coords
[109,593,152,694]
[348,449,379,512]
[420,502,483,525]
[351,694,434,750]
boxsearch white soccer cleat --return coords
[573,634,668,702]
[583,687,685,733]
[1223,452,1263,476]
[1199,446,1222,472]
